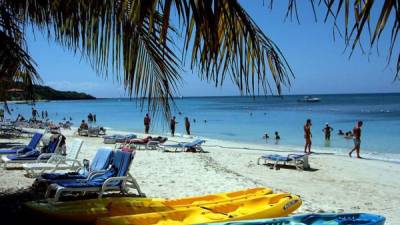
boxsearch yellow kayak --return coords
[96,193,302,225]
[26,187,272,223]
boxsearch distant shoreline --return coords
[94,92,400,99]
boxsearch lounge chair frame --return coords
[44,151,144,202]
[23,139,83,177]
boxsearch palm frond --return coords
[281,0,400,78]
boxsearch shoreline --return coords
[1,127,399,224]
[105,126,400,165]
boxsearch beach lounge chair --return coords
[1,135,61,168]
[78,128,89,136]
[257,153,310,170]
[22,139,83,177]
[33,148,114,192]
[45,150,143,201]
[131,136,168,150]
[160,139,206,152]
[38,148,114,181]
[103,134,137,144]
[0,132,43,155]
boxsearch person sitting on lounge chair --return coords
[78,120,89,135]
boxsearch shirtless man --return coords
[349,121,363,158]
[304,119,312,154]
[322,123,334,141]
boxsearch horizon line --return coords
[96,91,400,99]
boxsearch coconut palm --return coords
[277,0,399,78]
[0,0,292,118]
[0,0,398,118]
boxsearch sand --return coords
[0,128,399,224]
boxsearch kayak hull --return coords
[96,193,302,225]
[26,187,272,223]
[196,213,386,225]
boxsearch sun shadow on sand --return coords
[0,188,142,225]
[259,164,319,172]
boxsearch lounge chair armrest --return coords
[102,176,130,188]
[57,158,82,168]
[86,170,108,181]
[36,153,55,161]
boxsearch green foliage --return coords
[7,84,95,101]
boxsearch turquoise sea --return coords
[4,93,400,162]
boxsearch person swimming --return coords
[338,129,344,135]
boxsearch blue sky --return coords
[26,1,400,98]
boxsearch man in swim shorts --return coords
[349,121,363,158]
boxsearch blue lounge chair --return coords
[1,135,61,168]
[197,213,385,225]
[38,148,114,181]
[160,139,206,152]
[45,150,144,201]
[257,153,310,170]
[0,132,43,155]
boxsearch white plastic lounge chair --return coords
[257,153,310,170]
[160,139,206,152]
[45,151,144,202]
[1,135,61,168]
[22,139,83,177]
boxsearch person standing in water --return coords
[349,121,363,159]
[185,117,191,135]
[31,107,37,121]
[304,119,312,154]
[144,114,151,134]
[322,123,334,141]
[170,116,177,136]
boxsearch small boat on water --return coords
[298,96,321,103]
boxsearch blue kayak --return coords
[197,213,385,225]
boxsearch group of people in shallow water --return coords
[144,114,192,137]
[303,119,364,158]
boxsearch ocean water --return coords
[4,93,400,161]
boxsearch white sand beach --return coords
[0,128,399,224]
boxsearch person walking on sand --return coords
[322,123,334,141]
[144,114,151,134]
[170,116,177,136]
[349,121,363,159]
[185,117,191,135]
[304,119,312,154]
